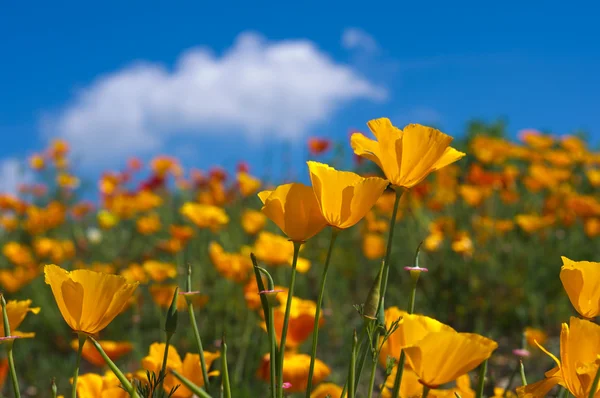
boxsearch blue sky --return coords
[1,1,599,192]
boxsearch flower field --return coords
[0,118,599,397]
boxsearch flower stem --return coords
[171,369,212,398]
[476,359,488,398]
[348,330,358,398]
[221,336,232,398]
[305,228,339,397]
[1,295,20,398]
[390,272,420,397]
[519,360,528,386]
[380,187,403,302]
[366,353,378,398]
[276,241,302,398]
[158,332,173,393]
[186,264,210,391]
[503,360,520,397]
[423,385,431,398]
[588,364,600,398]
[88,336,137,397]
[71,333,86,398]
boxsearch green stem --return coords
[71,333,86,398]
[503,361,520,398]
[276,241,302,398]
[170,369,212,398]
[476,359,488,398]
[422,385,431,398]
[187,302,210,390]
[305,228,339,397]
[348,330,358,398]
[588,364,600,398]
[366,354,378,398]
[519,360,527,386]
[234,310,254,383]
[88,336,138,397]
[1,295,20,398]
[158,333,173,394]
[380,187,403,303]
[390,275,419,397]
[221,337,232,398]
[352,325,370,392]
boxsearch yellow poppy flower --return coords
[258,183,327,242]
[379,307,455,367]
[0,300,40,338]
[362,233,386,260]
[0,267,38,294]
[307,161,388,229]
[351,118,465,189]
[253,232,311,272]
[560,256,600,318]
[241,209,267,235]
[208,242,253,282]
[97,210,119,229]
[257,352,330,393]
[142,260,177,283]
[310,382,345,398]
[136,213,162,235]
[403,331,497,388]
[180,202,229,231]
[44,264,139,334]
[237,172,262,197]
[524,327,547,348]
[517,317,600,398]
[71,339,133,367]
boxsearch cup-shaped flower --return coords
[560,256,600,318]
[351,118,465,189]
[258,183,327,242]
[307,161,389,229]
[379,307,455,367]
[518,317,600,398]
[403,331,498,388]
[44,264,138,334]
[0,299,40,338]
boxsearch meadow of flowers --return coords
[0,117,598,398]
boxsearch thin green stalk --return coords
[276,241,302,398]
[476,360,488,398]
[305,228,339,396]
[158,333,173,393]
[588,364,600,398]
[221,337,232,398]
[352,326,371,392]
[348,330,358,398]
[72,333,86,398]
[88,336,138,397]
[519,360,527,386]
[366,354,378,398]
[171,369,212,398]
[51,378,57,398]
[234,311,254,384]
[423,385,431,398]
[1,295,20,398]
[390,271,420,398]
[186,265,210,390]
[380,187,403,302]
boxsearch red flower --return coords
[308,137,331,156]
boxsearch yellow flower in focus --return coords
[404,330,497,388]
[238,172,261,197]
[208,242,253,282]
[518,317,600,398]
[258,183,327,241]
[257,352,330,393]
[310,383,345,398]
[307,161,388,229]
[524,327,547,348]
[149,284,208,311]
[98,210,119,229]
[143,260,177,283]
[560,256,600,318]
[142,343,220,397]
[44,264,138,334]
[71,339,133,367]
[381,367,423,398]
[180,202,229,231]
[379,307,455,367]
[253,232,311,272]
[74,373,104,397]
[241,209,266,235]
[0,300,40,338]
[136,213,162,235]
[351,118,465,189]
[362,233,385,260]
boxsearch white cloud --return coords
[342,28,380,54]
[0,159,31,195]
[45,32,386,166]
